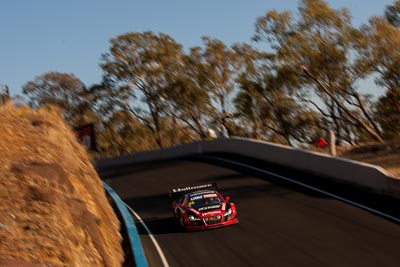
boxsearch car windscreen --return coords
[188,192,222,210]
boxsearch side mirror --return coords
[225,196,230,202]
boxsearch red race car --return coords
[169,183,239,230]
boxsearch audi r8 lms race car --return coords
[169,183,238,230]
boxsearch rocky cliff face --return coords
[0,104,124,267]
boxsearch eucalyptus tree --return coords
[22,72,95,125]
[97,110,158,157]
[233,43,321,145]
[89,79,196,156]
[199,37,242,130]
[354,10,400,139]
[375,88,400,139]
[385,0,400,27]
[100,31,185,148]
[164,47,216,139]
[355,16,400,92]
[233,43,274,139]
[253,0,384,143]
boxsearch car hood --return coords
[188,204,224,218]
[197,204,221,212]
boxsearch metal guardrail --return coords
[103,183,149,267]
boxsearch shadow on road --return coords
[135,216,183,235]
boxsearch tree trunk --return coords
[353,91,383,139]
[146,101,164,149]
[302,66,385,144]
[191,114,208,138]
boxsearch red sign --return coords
[316,137,328,148]
[74,123,97,151]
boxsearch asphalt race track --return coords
[100,155,400,267]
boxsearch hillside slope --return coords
[0,104,124,267]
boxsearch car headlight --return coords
[189,215,201,221]
[225,208,232,216]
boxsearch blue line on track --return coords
[104,182,149,267]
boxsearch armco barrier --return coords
[97,138,400,200]
[103,183,148,267]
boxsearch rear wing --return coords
[169,183,218,200]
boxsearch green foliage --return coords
[233,43,321,144]
[97,111,157,157]
[385,0,400,27]
[163,49,216,138]
[375,88,400,139]
[200,37,241,116]
[254,0,384,144]
[354,11,400,141]
[100,31,185,148]
[22,72,96,126]
[356,17,400,89]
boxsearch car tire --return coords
[172,206,177,218]
[179,213,184,227]
[178,212,187,231]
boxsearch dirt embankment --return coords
[338,139,400,178]
[0,104,124,267]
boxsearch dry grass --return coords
[0,104,124,267]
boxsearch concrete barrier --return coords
[96,138,400,200]
[96,142,202,171]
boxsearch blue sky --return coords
[1,0,394,97]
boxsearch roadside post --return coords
[329,130,336,156]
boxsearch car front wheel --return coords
[179,213,185,227]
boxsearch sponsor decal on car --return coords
[203,193,218,198]
[171,184,214,193]
[190,195,203,201]
[190,190,215,197]
[198,204,221,211]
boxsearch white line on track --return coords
[125,204,170,267]
[207,156,400,224]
